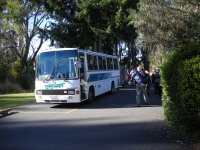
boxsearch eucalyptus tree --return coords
[1,0,50,86]
[0,0,9,82]
[129,0,200,68]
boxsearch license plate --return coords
[50,96,58,100]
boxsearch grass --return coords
[0,93,35,110]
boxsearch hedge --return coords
[160,41,200,140]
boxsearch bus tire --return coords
[110,82,115,94]
[87,87,94,103]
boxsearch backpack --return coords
[154,73,160,83]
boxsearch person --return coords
[126,67,131,85]
[129,67,136,85]
[131,65,149,107]
[50,65,63,79]
[154,71,161,96]
[145,70,151,95]
[151,69,156,94]
[128,66,135,85]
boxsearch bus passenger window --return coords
[102,58,106,69]
[87,54,93,70]
[110,59,114,69]
[107,58,111,69]
[98,57,103,69]
[114,59,118,69]
[93,56,98,70]
[89,60,93,70]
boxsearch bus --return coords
[34,48,120,103]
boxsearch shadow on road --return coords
[51,85,162,109]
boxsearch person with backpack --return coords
[131,65,149,107]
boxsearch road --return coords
[0,85,192,150]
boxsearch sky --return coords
[29,17,55,58]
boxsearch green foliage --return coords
[1,0,49,82]
[160,41,200,140]
[10,60,21,80]
[9,60,35,90]
[149,50,165,70]
[19,72,35,90]
[130,0,200,64]
[41,0,139,53]
[0,63,10,82]
[0,81,22,94]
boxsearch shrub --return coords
[0,63,10,83]
[0,81,23,94]
[160,41,200,141]
[10,60,21,80]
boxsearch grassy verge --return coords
[0,93,35,110]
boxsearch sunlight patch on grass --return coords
[0,93,35,110]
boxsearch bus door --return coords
[79,54,86,100]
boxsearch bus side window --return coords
[93,56,98,70]
[110,59,114,69]
[98,57,103,70]
[102,57,106,69]
[87,54,93,70]
[114,59,118,69]
[107,58,110,69]
[89,60,93,70]
[113,59,116,69]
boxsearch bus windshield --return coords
[36,50,79,81]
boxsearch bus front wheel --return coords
[87,87,94,103]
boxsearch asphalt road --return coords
[0,85,192,150]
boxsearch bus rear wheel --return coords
[110,82,115,94]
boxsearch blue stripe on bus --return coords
[87,73,113,82]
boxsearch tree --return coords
[0,0,50,87]
[76,0,139,57]
[129,0,200,69]
[34,0,139,60]
[34,0,94,50]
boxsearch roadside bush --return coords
[160,41,200,141]
[9,60,35,91]
[19,74,35,91]
[0,63,10,83]
[10,60,21,80]
[0,81,23,94]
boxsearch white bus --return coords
[35,48,120,103]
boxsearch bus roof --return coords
[38,48,118,58]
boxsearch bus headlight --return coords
[68,90,75,95]
[36,91,42,95]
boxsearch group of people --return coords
[127,65,161,107]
